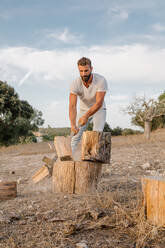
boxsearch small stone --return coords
[10,171,15,174]
[17,178,28,184]
[17,178,22,184]
[81,240,88,244]
[150,170,157,176]
[19,220,26,225]
[0,236,6,241]
[76,243,88,248]
[140,162,151,170]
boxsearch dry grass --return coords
[112,128,165,147]
[1,129,165,247]
[0,141,55,155]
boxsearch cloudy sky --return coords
[1,0,165,129]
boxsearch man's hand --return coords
[71,126,79,136]
[78,115,88,126]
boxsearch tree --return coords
[0,81,44,145]
[125,96,165,139]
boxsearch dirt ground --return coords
[1,130,165,248]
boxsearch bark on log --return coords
[0,181,17,200]
[142,176,165,225]
[81,131,111,163]
[52,161,102,194]
[54,136,73,161]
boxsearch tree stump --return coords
[0,181,17,201]
[142,176,165,225]
[75,161,102,193]
[52,161,102,194]
[81,131,111,163]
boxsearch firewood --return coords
[32,155,57,183]
[32,165,50,183]
[0,181,17,200]
[142,176,165,225]
[54,136,73,161]
[81,131,111,163]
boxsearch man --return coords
[69,57,108,153]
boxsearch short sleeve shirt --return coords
[70,73,108,111]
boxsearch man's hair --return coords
[77,57,92,67]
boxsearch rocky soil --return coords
[0,130,165,248]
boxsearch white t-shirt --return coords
[70,73,108,111]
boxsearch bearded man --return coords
[69,57,108,153]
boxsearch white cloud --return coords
[106,102,133,129]
[0,43,165,128]
[119,11,128,20]
[152,23,165,32]
[46,28,82,44]
[1,43,165,87]
[90,44,165,84]
[42,100,70,127]
[107,7,129,22]
[110,95,129,101]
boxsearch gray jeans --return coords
[71,108,106,153]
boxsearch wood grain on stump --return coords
[142,176,165,225]
[81,131,111,163]
[52,161,75,193]
[52,161,102,194]
[0,181,17,200]
[75,161,102,194]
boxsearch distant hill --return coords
[39,127,70,138]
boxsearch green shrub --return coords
[42,133,55,141]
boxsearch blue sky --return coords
[1,0,165,128]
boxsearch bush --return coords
[19,135,37,144]
[122,128,134,136]
[122,128,142,136]
[42,134,55,141]
[111,126,123,136]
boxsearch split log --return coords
[0,181,17,200]
[54,136,73,161]
[142,176,165,225]
[32,165,50,183]
[32,156,57,183]
[52,161,102,194]
[81,131,111,163]
[42,155,57,174]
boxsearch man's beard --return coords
[81,73,91,82]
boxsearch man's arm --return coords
[69,93,79,134]
[78,91,106,126]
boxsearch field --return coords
[1,129,165,248]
